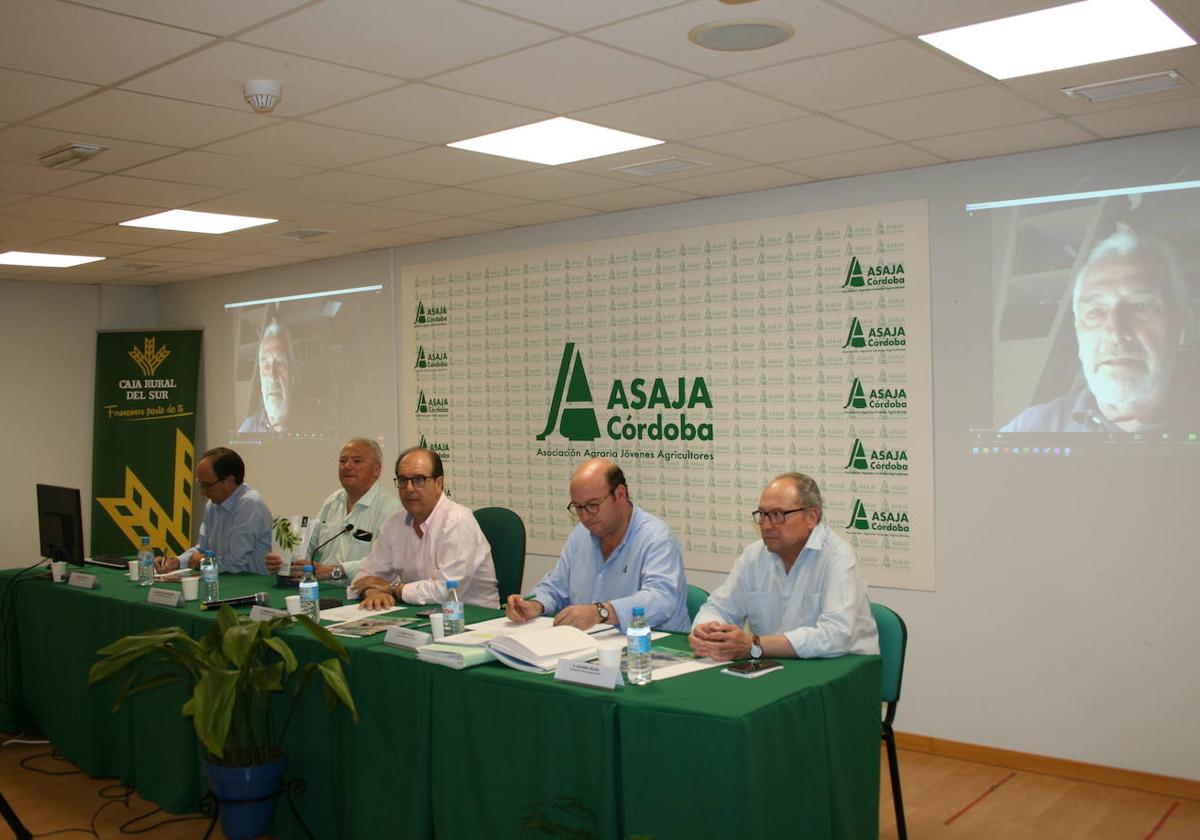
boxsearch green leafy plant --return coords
[272,517,300,551]
[88,606,358,766]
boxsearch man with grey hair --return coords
[690,472,878,660]
[266,437,401,584]
[1002,225,1193,433]
[240,318,293,433]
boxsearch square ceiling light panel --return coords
[120,209,277,234]
[448,117,663,165]
[0,251,105,267]
[919,0,1195,79]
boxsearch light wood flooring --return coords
[2,732,1197,838]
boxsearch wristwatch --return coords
[594,602,610,623]
[330,565,344,581]
[749,635,762,660]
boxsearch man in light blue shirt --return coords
[158,447,272,575]
[690,472,878,660]
[505,458,689,633]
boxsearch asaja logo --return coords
[538,342,713,443]
[414,345,448,369]
[841,256,906,290]
[128,337,170,377]
[413,300,448,326]
[415,389,449,416]
[846,498,910,533]
[417,434,451,461]
[842,317,907,350]
[843,378,867,409]
[843,377,907,411]
[844,439,909,473]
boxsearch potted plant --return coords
[88,606,358,840]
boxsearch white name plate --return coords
[147,588,183,608]
[383,626,433,650]
[249,605,288,622]
[67,572,99,590]
[554,660,621,690]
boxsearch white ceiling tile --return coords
[0,192,30,209]
[834,0,1062,37]
[184,191,348,221]
[121,151,318,189]
[912,118,1096,160]
[260,242,361,260]
[728,40,985,113]
[467,168,630,200]
[211,251,322,269]
[128,246,230,264]
[1070,95,1200,137]
[0,162,100,194]
[400,217,512,238]
[75,0,311,36]
[471,202,596,226]
[0,126,179,172]
[778,144,944,180]
[836,85,1052,140]
[375,188,531,216]
[0,215,98,241]
[0,196,159,224]
[251,171,433,203]
[320,230,434,249]
[240,0,557,78]
[120,42,402,118]
[470,0,685,32]
[347,147,538,185]
[573,81,805,142]
[30,238,159,258]
[0,0,213,84]
[564,185,697,212]
[33,90,275,147]
[203,122,420,168]
[560,142,752,182]
[54,175,231,208]
[664,165,811,197]
[305,84,548,144]
[430,38,699,113]
[290,205,444,232]
[67,225,201,247]
[0,69,96,122]
[588,0,892,76]
[689,116,887,164]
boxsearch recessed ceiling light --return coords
[0,251,105,268]
[447,117,663,166]
[120,209,277,234]
[919,0,1195,80]
[689,19,795,52]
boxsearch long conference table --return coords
[0,565,881,839]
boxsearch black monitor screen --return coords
[36,484,84,565]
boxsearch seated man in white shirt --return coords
[689,472,878,661]
[348,446,498,610]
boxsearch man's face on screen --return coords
[258,332,291,431]
[1074,256,1179,427]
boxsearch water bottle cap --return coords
[303,565,314,572]
[632,606,645,615]
[205,550,215,558]
[446,579,458,589]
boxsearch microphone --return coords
[312,523,354,556]
[199,592,271,611]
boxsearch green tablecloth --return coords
[0,567,880,839]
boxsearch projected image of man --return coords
[240,318,292,433]
[1002,226,1192,433]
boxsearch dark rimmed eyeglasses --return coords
[566,492,613,518]
[751,507,808,525]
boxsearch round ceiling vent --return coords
[688,19,795,51]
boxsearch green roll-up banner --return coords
[90,330,203,557]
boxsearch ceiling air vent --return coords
[610,157,708,177]
[270,228,334,242]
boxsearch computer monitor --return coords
[36,484,85,566]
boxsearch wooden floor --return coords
[2,733,1197,839]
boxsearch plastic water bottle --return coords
[299,565,320,621]
[200,551,219,603]
[137,536,154,587]
[626,606,652,685]
[442,579,465,636]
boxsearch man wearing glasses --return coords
[157,447,273,575]
[689,473,877,660]
[505,458,690,632]
[265,437,401,585]
[348,446,498,610]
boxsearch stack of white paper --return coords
[487,625,599,674]
[416,643,496,670]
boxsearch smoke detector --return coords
[244,80,283,114]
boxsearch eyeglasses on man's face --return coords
[566,491,613,518]
[394,474,432,489]
[751,507,808,526]
[196,475,226,490]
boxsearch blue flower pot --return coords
[204,752,288,840]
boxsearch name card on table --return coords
[554,660,622,691]
[147,588,183,608]
[249,605,288,622]
[67,572,99,590]
[383,626,433,651]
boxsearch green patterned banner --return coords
[90,330,203,557]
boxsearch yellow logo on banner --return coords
[96,428,193,554]
[128,337,170,377]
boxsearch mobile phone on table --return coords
[721,659,783,678]
[415,609,438,618]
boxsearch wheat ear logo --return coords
[846,499,870,530]
[843,378,867,409]
[845,439,868,470]
[128,337,170,377]
[842,317,865,349]
[842,256,864,288]
[537,342,600,441]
